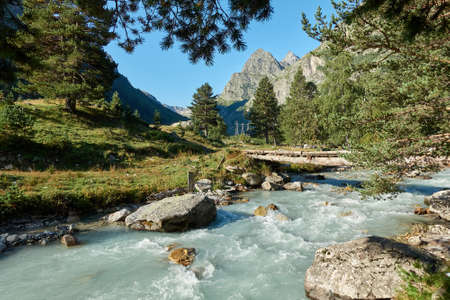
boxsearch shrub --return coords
[0,104,34,136]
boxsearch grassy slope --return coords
[0,100,224,220]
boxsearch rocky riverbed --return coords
[0,169,449,299]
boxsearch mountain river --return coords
[0,169,449,300]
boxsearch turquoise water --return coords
[0,170,448,300]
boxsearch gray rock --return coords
[428,190,450,221]
[0,242,6,253]
[6,234,19,245]
[125,193,216,232]
[265,173,284,185]
[194,179,212,192]
[107,208,132,223]
[261,181,283,191]
[283,181,304,192]
[304,236,440,300]
[242,173,262,186]
[18,234,29,243]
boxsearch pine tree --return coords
[110,92,123,115]
[314,52,363,147]
[15,0,117,113]
[248,77,280,144]
[153,110,161,127]
[189,83,222,137]
[280,69,318,145]
[133,109,141,120]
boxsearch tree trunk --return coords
[264,131,269,144]
[65,98,76,113]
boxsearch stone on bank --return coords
[125,193,216,232]
[304,236,441,300]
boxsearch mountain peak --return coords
[280,51,300,67]
[242,48,283,75]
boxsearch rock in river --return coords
[304,236,441,300]
[61,234,78,247]
[125,194,216,232]
[168,247,196,266]
[283,181,304,192]
[107,208,132,223]
[427,190,450,221]
[261,181,283,191]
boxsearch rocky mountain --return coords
[110,75,188,125]
[164,105,192,118]
[218,48,324,105]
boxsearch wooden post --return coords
[188,171,195,192]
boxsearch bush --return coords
[0,104,34,136]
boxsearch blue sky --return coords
[105,1,334,107]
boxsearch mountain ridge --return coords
[218,48,324,105]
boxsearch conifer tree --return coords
[15,0,117,113]
[248,77,280,144]
[110,92,123,115]
[189,83,223,137]
[133,109,141,120]
[153,110,161,127]
[280,69,318,145]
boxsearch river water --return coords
[0,169,449,300]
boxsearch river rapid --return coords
[1,169,449,300]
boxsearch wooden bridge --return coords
[244,149,352,167]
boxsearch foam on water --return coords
[0,169,449,300]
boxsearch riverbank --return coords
[1,169,448,299]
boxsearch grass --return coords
[0,100,227,220]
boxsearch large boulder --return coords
[283,181,304,192]
[242,173,263,186]
[265,173,285,185]
[304,236,440,300]
[107,208,132,223]
[125,194,216,232]
[261,181,283,191]
[427,190,450,221]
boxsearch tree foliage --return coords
[281,68,318,145]
[0,0,31,85]
[76,0,273,65]
[189,83,225,138]
[14,0,118,112]
[153,109,161,127]
[248,77,280,144]
[301,0,449,176]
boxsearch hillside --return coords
[110,74,188,125]
[0,100,211,220]
[218,48,324,105]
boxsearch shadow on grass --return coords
[0,133,208,171]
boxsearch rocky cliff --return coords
[218,48,324,105]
